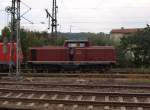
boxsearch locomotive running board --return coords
[28,61,116,65]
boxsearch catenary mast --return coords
[9,0,21,76]
[46,0,58,37]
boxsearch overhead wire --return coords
[1,0,150,32]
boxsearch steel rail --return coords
[1,72,150,79]
[0,88,150,97]
[0,82,150,89]
[0,97,149,107]
[22,73,150,78]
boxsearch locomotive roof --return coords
[77,46,115,49]
[29,46,66,50]
[29,46,115,50]
[65,40,89,43]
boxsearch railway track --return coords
[23,73,150,78]
[0,81,150,89]
[1,73,150,79]
[0,88,149,110]
[0,81,150,97]
[0,71,149,109]
[20,68,150,74]
[0,82,150,89]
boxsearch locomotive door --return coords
[31,49,37,61]
[69,47,75,61]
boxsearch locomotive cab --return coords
[64,40,90,48]
[64,40,90,61]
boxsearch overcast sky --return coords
[0,0,150,33]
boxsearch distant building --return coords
[110,27,142,42]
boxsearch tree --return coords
[120,26,150,67]
[1,27,11,42]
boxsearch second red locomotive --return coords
[28,40,116,72]
[0,42,23,71]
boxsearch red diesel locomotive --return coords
[0,42,23,71]
[28,40,116,72]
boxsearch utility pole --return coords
[9,0,21,76]
[16,0,21,76]
[52,0,57,37]
[9,0,16,73]
[45,0,58,37]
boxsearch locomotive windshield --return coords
[68,43,85,48]
[64,40,90,48]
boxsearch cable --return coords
[20,0,31,9]
[22,16,34,24]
